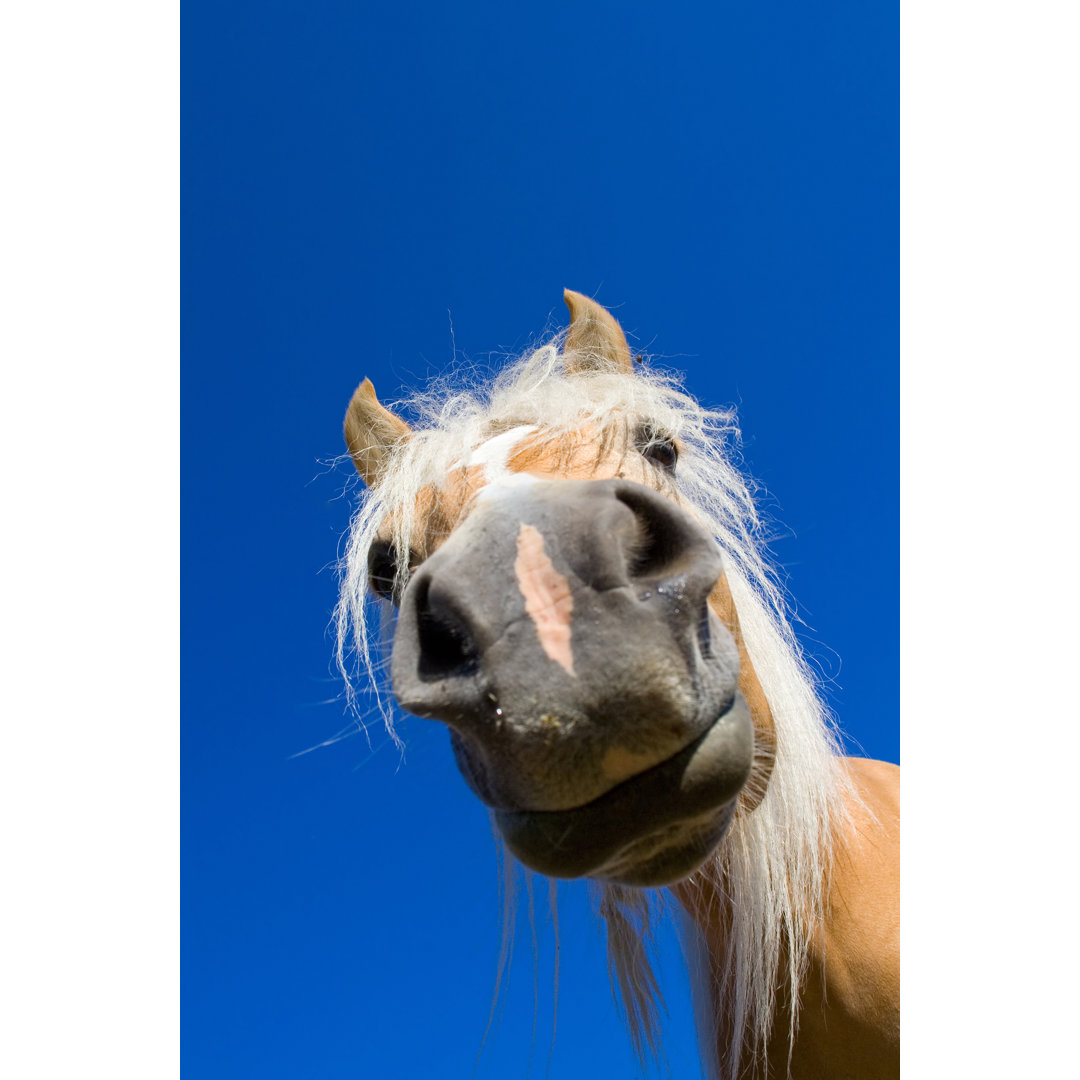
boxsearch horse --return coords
[335,290,899,1079]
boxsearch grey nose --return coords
[398,477,721,683]
[390,478,738,812]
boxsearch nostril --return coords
[412,576,481,682]
[614,487,688,581]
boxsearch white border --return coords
[2,4,179,1075]
[903,2,1078,1074]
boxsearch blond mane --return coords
[335,337,855,1078]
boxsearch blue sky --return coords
[183,2,896,1076]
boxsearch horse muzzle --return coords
[390,477,754,885]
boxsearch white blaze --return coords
[457,425,537,483]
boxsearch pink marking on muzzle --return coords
[513,522,575,677]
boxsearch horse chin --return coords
[490,691,754,885]
[590,803,739,887]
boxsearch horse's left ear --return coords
[563,289,634,374]
[343,378,412,486]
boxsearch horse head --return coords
[341,290,775,887]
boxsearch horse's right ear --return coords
[343,378,411,486]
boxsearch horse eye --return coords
[367,540,407,605]
[636,426,678,473]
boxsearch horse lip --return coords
[492,690,754,880]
